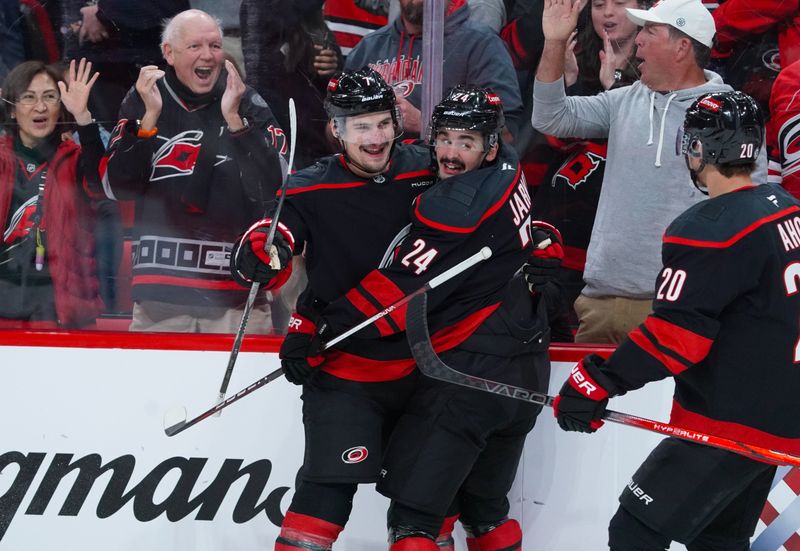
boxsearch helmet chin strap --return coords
[686,156,709,195]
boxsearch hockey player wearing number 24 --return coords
[553,91,800,550]
[230,67,437,550]
[310,87,556,550]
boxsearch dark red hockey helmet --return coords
[678,91,764,167]
[430,85,505,147]
[324,67,400,125]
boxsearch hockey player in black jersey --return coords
[551,91,800,550]
[231,67,436,550]
[302,86,554,550]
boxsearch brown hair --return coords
[1,60,65,128]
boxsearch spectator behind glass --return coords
[529,0,645,335]
[532,0,768,344]
[345,0,523,141]
[768,58,800,198]
[0,59,107,328]
[61,0,190,131]
[240,0,341,170]
[707,0,796,122]
[98,9,287,334]
[0,0,26,82]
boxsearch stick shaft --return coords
[324,247,491,350]
[217,98,298,400]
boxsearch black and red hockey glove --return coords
[280,313,329,385]
[230,218,294,289]
[554,354,619,433]
[523,221,564,293]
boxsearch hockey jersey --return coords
[321,145,548,380]
[277,143,436,381]
[99,68,286,307]
[767,58,800,196]
[603,184,800,457]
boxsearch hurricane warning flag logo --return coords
[341,446,369,464]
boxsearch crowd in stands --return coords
[0,0,795,341]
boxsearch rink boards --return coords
[0,333,797,550]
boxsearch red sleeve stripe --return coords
[664,205,800,248]
[414,165,521,234]
[358,270,407,329]
[628,324,691,375]
[644,316,713,365]
[344,287,396,337]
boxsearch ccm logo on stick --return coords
[570,364,598,395]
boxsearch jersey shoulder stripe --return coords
[279,155,366,196]
[414,149,521,233]
[665,185,800,248]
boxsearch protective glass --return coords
[17,92,60,106]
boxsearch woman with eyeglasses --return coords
[0,58,107,327]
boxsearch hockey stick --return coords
[215,98,298,412]
[164,247,493,436]
[404,292,800,468]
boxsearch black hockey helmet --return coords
[430,85,505,148]
[324,67,400,126]
[678,91,764,167]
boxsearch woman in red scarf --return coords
[0,58,107,328]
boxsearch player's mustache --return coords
[440,157,465,170]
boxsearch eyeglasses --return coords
[434,137,484,153]
[16,92,60,106]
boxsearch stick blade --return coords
[163,405,188,437]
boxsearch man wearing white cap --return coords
[531,0,768,344]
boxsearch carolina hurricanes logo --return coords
[3,197,38,244]
[762,48,781,72]
[150,130,203,182]
[393,80,415,97]
[779,113,800,179]
[554,144,606,190]
[341,446,369,464]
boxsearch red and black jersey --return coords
[768,59,800,197]
[323,0,386,57]
[321,145,544,380]
[279,143,436,381]
[530,138,606,272]
[99,73,286,308]
[605,184,800,457]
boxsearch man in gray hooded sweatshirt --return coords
[532,0,768,344]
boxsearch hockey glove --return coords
[280,313,328,385]
[230,219,294,289]
[523,221,564,293]
[554,354,619,433]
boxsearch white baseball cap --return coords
[626,0,716,48]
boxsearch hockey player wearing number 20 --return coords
[553,91,800,550]
[311,86,555,550]
[230,67,437,550]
